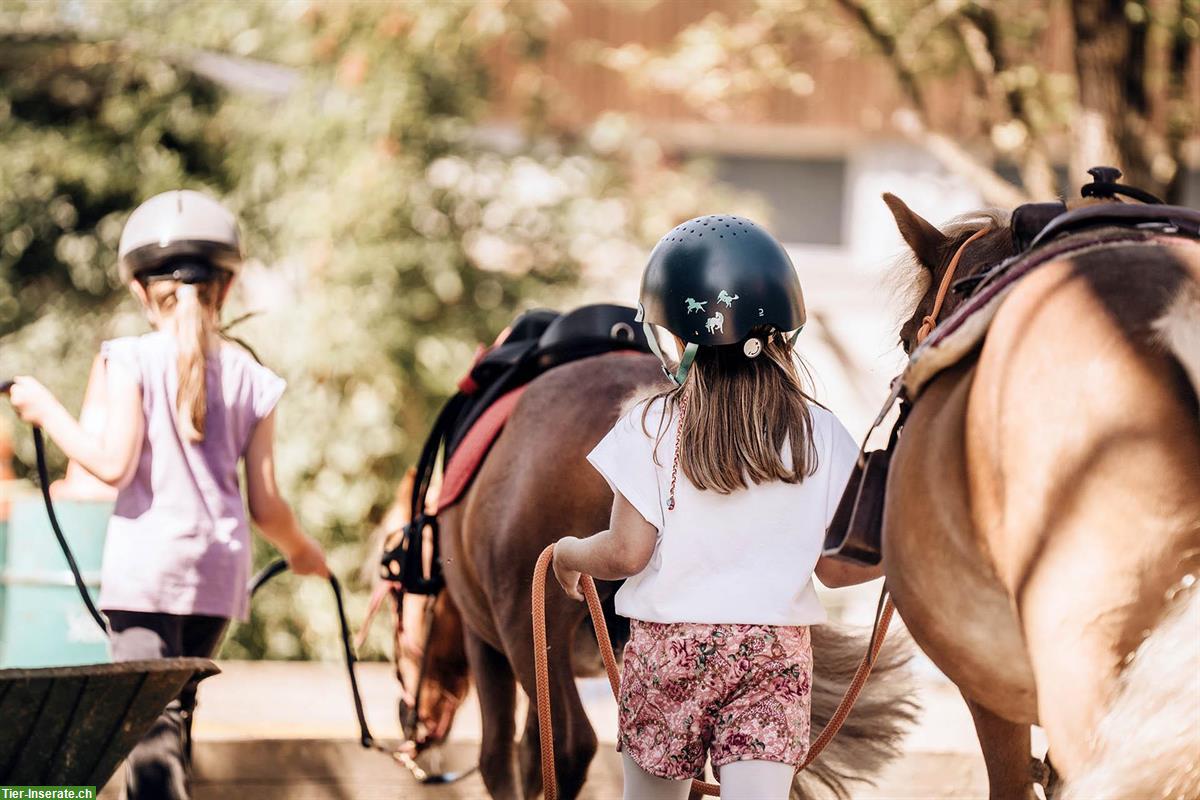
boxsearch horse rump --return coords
[1062,580,1200,800]
[794,623,919,800]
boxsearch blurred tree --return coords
[0,1,745,659]
[0,27,236,422]
[596,0,1199,204]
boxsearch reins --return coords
[250,559,476,784]
[531,543,895,800]
[249,559,376,749]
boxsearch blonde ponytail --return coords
[148,280,219,442]
[175,283,215,442]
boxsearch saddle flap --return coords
[822,448,890,567]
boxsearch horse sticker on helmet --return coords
[638,214,805,350]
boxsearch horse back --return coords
[440,353,666,652]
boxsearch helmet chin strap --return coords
[642,322,697,386]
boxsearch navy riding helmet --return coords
[637,215,806,384]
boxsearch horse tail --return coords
[1062,580,1200,800]
[796,623,919,800]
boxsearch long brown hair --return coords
[643,327,819,493]
[145,277,227,442]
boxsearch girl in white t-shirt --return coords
[552,215,880,800]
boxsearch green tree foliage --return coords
[0,28,236,426]
[0,1,744,659]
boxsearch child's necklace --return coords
[667,392,689,511]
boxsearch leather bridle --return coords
[916,226,992,345]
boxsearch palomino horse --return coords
[882,194,1200,800]
[389,352,918,799]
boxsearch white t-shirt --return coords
[587,397,859,626]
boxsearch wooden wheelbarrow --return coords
[0,657,218,787]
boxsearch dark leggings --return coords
[106,611,229,800]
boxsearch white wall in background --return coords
[843,141,984,267]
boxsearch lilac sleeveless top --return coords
[98,332,285,620]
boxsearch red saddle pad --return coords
[435,386,528,513]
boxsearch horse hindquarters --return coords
[965,247,1200,795]
[450,356,666,799]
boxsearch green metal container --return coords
[0,496,112,668]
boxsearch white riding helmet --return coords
[117,190,242,284]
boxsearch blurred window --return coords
[715,157,846,246]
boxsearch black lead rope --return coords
[0,380,107,635]
[32,425,110,635]
[248,561,477,785]
[248,558,376,749]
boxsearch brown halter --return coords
[916,226,993,345]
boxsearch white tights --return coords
[621,753,795,800]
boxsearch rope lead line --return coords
[249,559,374,748]
[33,426,109,634]
[532,543,895,800]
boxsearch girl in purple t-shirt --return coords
[9,190,327,800]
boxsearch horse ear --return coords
[883,193,948,271]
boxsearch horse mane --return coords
[888,207,1013,327]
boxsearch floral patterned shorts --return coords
[617,620,812,781]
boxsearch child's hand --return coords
[9,376,60,428]
[552,537,584,602]
[285,534,331,579]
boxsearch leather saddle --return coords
[382,303,650,594]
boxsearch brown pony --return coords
[882,194,1200,800]
[389,352,918,799]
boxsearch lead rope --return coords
[252,561,477,786]
[0,378,109,634]
[32,426,108,633]
[532,544,894,799]
[249,559,375,748]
